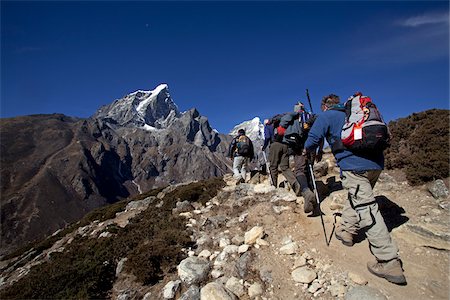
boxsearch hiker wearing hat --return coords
[304,94,406,285]
[228,129,255,184]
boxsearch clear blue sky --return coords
[2,1,449,133]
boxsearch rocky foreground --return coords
[1,153,449,300]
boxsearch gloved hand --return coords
[262,146,266,151]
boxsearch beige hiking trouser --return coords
[341,170,399,261]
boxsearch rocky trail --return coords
[1,153,449,300]
[137,153,449,299]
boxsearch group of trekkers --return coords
[227,92,406,286]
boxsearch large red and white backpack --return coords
[341,92,390,152]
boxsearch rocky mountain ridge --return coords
[1,152,448,299]
[0,84,234,256]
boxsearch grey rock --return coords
[329,283,347,297]
[163,280,181,299]
[226,276,245,297]
[345,286,387,300]
[116,257,128,276]
[178,257,210,285]
[180,285,200,300]
[279,242,298,255]
[259,266,273,284]
[231,235,245,246]
[248,282,263,298]
[428,179,449,199]
[174,200,193,213]
[200,282,237,300]
[235,252,252,278]
[291,267,317,284]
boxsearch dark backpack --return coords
[236,135,251,156]
[341,92,390,152]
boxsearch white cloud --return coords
[398,12,449,27]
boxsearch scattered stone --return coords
[223,245,239,254]
[235,252,252,278]
[280,242,298,255]
[244,226,264,245]
[256,238,269,246]
[345,286,387,300]
[180,212,194,218]
[163,280,181,299]
[198,250,212,259]
[248,282,263,298]
[226,276,246,297]
[115,257,128,276]
[291,267,317,284]
[99,231,112,238]
[211,269,224,279]
[239,212,249,222]
[142,292,152,300]
[188,251,195,257]
[348,272,368,285]
[200,282,237,300]
[254,184,276,194]
[329,283,347,297]
[308,281,322,293]
[293,256,307,268]
[232,235,245,245]
[271,189,297,202]
[220,238,231,248]
[428,179,449,199]
[238,244,250,254]
[272,205,292,214]
[197,236,211,246]
[179,285,200,300]
[259,266,273,284]
[177,257,210,285]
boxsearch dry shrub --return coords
[1,177,225,299]
[385,109,449,185]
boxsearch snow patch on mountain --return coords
[229,117,264,143]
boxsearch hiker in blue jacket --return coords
[304,94,406,285]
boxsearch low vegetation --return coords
[385,109,449,185]
[0,177,225,299]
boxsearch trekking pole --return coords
[308,162,329,246]
[262,151,273,186]
[306,89,314,114]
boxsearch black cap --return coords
[238,129,245,135]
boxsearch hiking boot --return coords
[303,189,315,213]
[367,259,406,285]
[335,226,354,247]
[292,182,302,197]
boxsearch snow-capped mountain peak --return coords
[93,83,179,128]
[229,117,264,142]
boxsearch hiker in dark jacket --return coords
[268,113,303,196]
[290,102,316,213]
[304,94,406,285]
[228,129,255,184]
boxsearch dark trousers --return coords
[293,151,311,192]
[268,142,299,191]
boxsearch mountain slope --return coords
[0,85,232,255]
[1,154,448,300]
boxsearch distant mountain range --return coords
[1,84,266,255]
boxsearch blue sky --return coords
[1,1,449,133]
